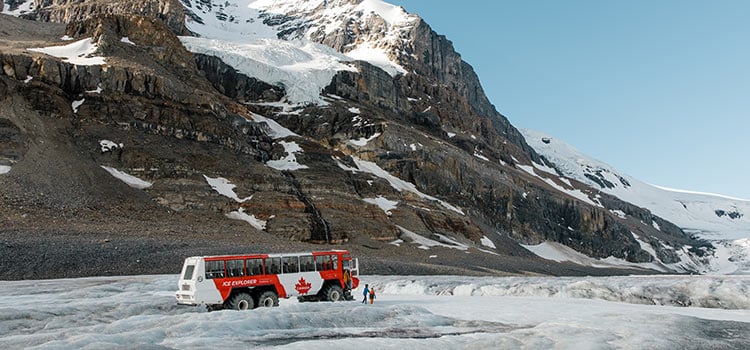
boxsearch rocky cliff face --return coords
[18,0,189,34]
[0,0,714,279]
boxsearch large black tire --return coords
[227,292,254,311]
[257,290,279,307]
[325,285,344,302]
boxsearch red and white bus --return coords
[176,250,360,310]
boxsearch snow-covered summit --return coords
[521,128,750,240]
[521,129,750,273]
[180,0,417,104]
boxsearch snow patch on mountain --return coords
[349,132,381,146]
[28,38,106,66]
[266,141,308,171]
[336,155,464,215]
[101,166,152,189]
[398,226,469,251]
[1,0,33,16]
[363,195,398,215]
[249,112,298,139]
[518,163,602,208]
[203,175,253,202]
[99,140,123,153]
[71,98,84,113]
[226,207,267,230]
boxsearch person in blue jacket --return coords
[362,284,369,304]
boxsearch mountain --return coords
[521,129,750,273]
[0,0,727,278]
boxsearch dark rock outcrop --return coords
[194,53,285,103]
[20,0,189,35]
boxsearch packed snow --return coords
[120,37,135,45]
[346,44,406,76]
[28,38,106,65]
[267,141,309,171]
[1,274,748,349]
[99,140,123,153]
[480,235,497,249]
[86,84,103,94]
[225,207,267,231]
[202,175,267,229]
[399,226,469,251]
[1,0,33,16]
[518,163,602,208]
[250,112,298,139]
[71,98,84,113]
[0,165,11,174]
[203,175,253,202]
[473,152,489,161]
[349,132,381,146]
[100,166,152,190]
[521,128,750,274]
[362,195,398,215]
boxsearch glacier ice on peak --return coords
[180,0,417,104]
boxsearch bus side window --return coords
[315,255,333,271]
[266,257,281,274]
[247,258,263,275]
[227,259,244,277]
[205,260,224,279]
[299,255,314,272]
[283,256,299,274]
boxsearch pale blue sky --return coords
[389,0,750,199]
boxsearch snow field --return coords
[1,274,748,349]
[373,275,750,309]
[28,38,106,66]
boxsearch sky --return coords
[388,0,750,200]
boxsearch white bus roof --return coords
[187,250,350,260]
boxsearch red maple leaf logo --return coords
[295,277,312,295]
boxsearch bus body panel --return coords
[278,271,323,298]
[176,257,222,305]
